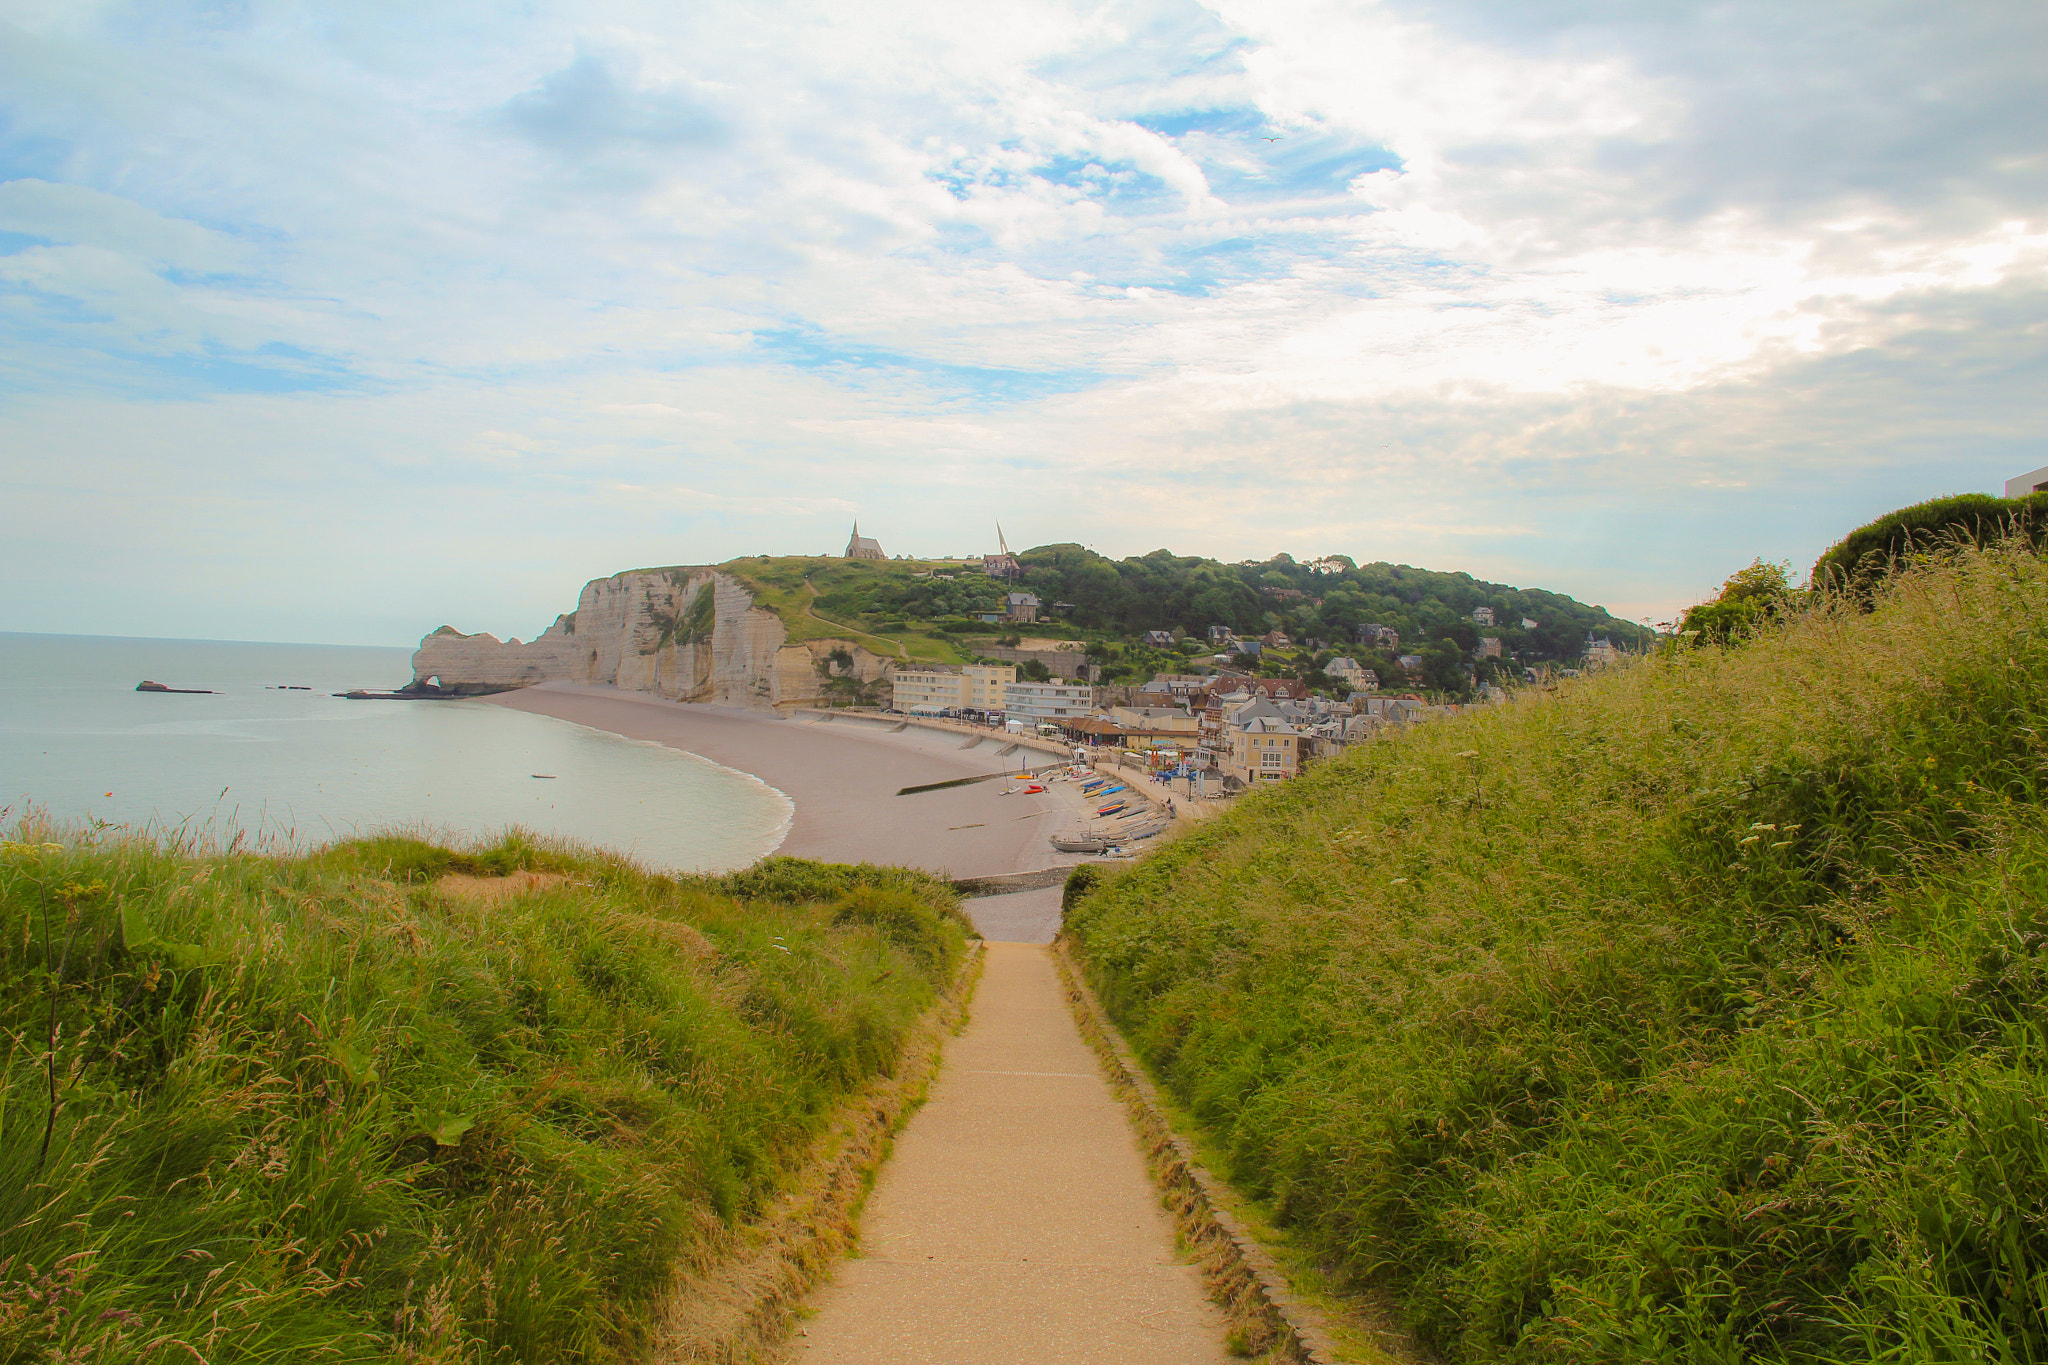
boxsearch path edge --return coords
[1051,937,1348,1365]
[651,939,986,1363]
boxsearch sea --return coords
[0,633,793,873]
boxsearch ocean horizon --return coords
[0,631,792,872]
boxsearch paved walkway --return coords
[789,942,1230,1365]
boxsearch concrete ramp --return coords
[958,736,985,750]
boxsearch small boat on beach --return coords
[136,680,214,694]
[1051,834,1108,853]
[531,774,557,780]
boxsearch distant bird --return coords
[1261,136,1283,142]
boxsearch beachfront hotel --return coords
[890,663,1017,715]
[1002,679,1097,722]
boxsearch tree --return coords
[1680,559,1793,645]
[1422,639,1470,699]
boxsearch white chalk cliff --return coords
[411,568,893,710]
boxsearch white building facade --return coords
[1003,680,1097,721]
[891,663,1017,714]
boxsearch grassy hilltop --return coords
[717,545,1650,697]
[1065,538,2048,1362]
[0,832,968,1362]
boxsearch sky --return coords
[1,0,2043,646]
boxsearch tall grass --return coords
[1065,539,2048,1363]
[0,830,967,1363]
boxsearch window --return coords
[1261,750,1285,770]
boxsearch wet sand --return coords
[483,683,1089,880]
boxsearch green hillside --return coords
[1011,544,1649,658]
[718,555,972,663]
[1064,537,2048,1362]
[718,546,1651,696]
[0,832,967,1362]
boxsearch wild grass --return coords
[716,556,968,662]
[1064,538,2048,1363]
[0,828,968,1363]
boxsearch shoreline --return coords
[482,683,1092,880]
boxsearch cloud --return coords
[0,178,247,270]
[493,50,727,156]
[0,0,2041,640]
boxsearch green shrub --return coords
[0,831,965,1362]
[1066,539,2048,1363]
[1810,490,2048,592]
[1061,864,1103,913]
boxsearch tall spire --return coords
[997,521,1011,557]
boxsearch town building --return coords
[1358,623,1400,649]
[1584,637,1622,668]
[1324,656,1367,682]
[1221,694,1305,784]
[1242,677,1310,701]
[1002,680,1098,722]
[1144,630,1178,647]
[1355,694,1432,725]
[1472,606,1496,626]
[1108,706,1199,735]
[1140,674,1209,701]
[1207,624,1235,644]
[981,523,1024,581]
[1478,637,1503,659]
[961,664,1016,710]
[2006,465,2048,498]
[890,663,1017,714]
[1004,592,1042,624]
[1521,617,1539,630]
[845,523,885,559]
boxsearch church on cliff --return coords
[845,523,885,559]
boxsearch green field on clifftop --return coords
[718,556,972,662]
[1066,539,2048,1362]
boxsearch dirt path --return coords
[787,942,1231,1364]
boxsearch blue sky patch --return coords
[752,327,1109,405]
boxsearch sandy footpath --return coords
[483,683,1089,879]
[788,943,1231,1364]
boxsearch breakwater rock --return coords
[411,568,892,710]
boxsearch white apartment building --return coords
[890,663,1017,714]
[891,668,961,715]
[1003,680,1097,721]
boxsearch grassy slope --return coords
[0,832,968,1363]
[717,556,969,663]
[1065,543,2048,1363]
